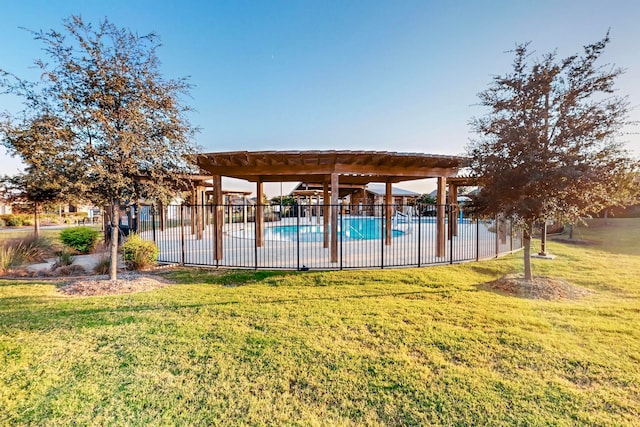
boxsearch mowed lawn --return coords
[1,219,639,425]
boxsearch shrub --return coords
[0,245,17,274]
[121,234,158,270]
[93,255,111,275]
[4,216,23,227]
[51,264,86,277]
[22,235,55,259]
[0,214,38,227]
[0,237,51,274]
[52,250,74,269]
[41,214,63,225]
[60,226,101,254]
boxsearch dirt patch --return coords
[480,274,593,300]
[57,273,172,296]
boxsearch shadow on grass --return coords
[469,265,505,277]
[160,269,297,286]
[0,286,474,333]
[0,278,65,287]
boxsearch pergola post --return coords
[196,185,205,240]
[363,188,368,215]
[256,180,264,247]
[330,173,339,263]
[243,197,248,226]
[436,176,447,257]
[323,180,329,248]
[212,175,223,261]
[448,182,458,238]
[385,181,393,246]
[190,187,197,235]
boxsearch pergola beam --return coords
[195,167,459,183]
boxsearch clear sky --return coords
[1,0,639,195]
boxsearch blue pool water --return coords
[266,217,405,242]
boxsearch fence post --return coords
[254,204,258,270]
[509,220,513,252]
[449,206,454,264]
[417,205,421,268]
[151,205,156,243]
[495,214,499,257]
[297,205,300,271]
[380,204,385,269]
[180,205,185,265]
[476,217,480,262]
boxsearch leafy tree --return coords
[416,193,436,205]
[270,195,296,206]
[0,169,62,237]
[0,115,79,237]
[1,16,199,281]
[468,34,639,281]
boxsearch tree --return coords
[468,34,639,281]
[1,169,62,237]
[1,16,199,281]
[270,195,296,206]
[416,193,436,205]
[0,114,79,237]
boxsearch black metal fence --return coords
[136,203,522,270]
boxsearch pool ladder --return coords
[348,225,366,240]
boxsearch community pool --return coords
[265,217,405,242]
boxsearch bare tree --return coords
[468,34,639,281]
[1,16,199,281]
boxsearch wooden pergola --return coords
[196,150,469,263]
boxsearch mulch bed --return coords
[57,273,172,296]
[480,274,593,300]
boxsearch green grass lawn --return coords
[1,219,639,425]
[0,225,102,243]
[0,228,66,241]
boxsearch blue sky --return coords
[1,1,639,195]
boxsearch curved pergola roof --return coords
[197,150,468,184]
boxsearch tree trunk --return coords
[569,223,574,239]
[523,224,533,281]
[33,202,41,239]
[109,201,119,282]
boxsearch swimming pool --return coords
[265,217,405,242]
